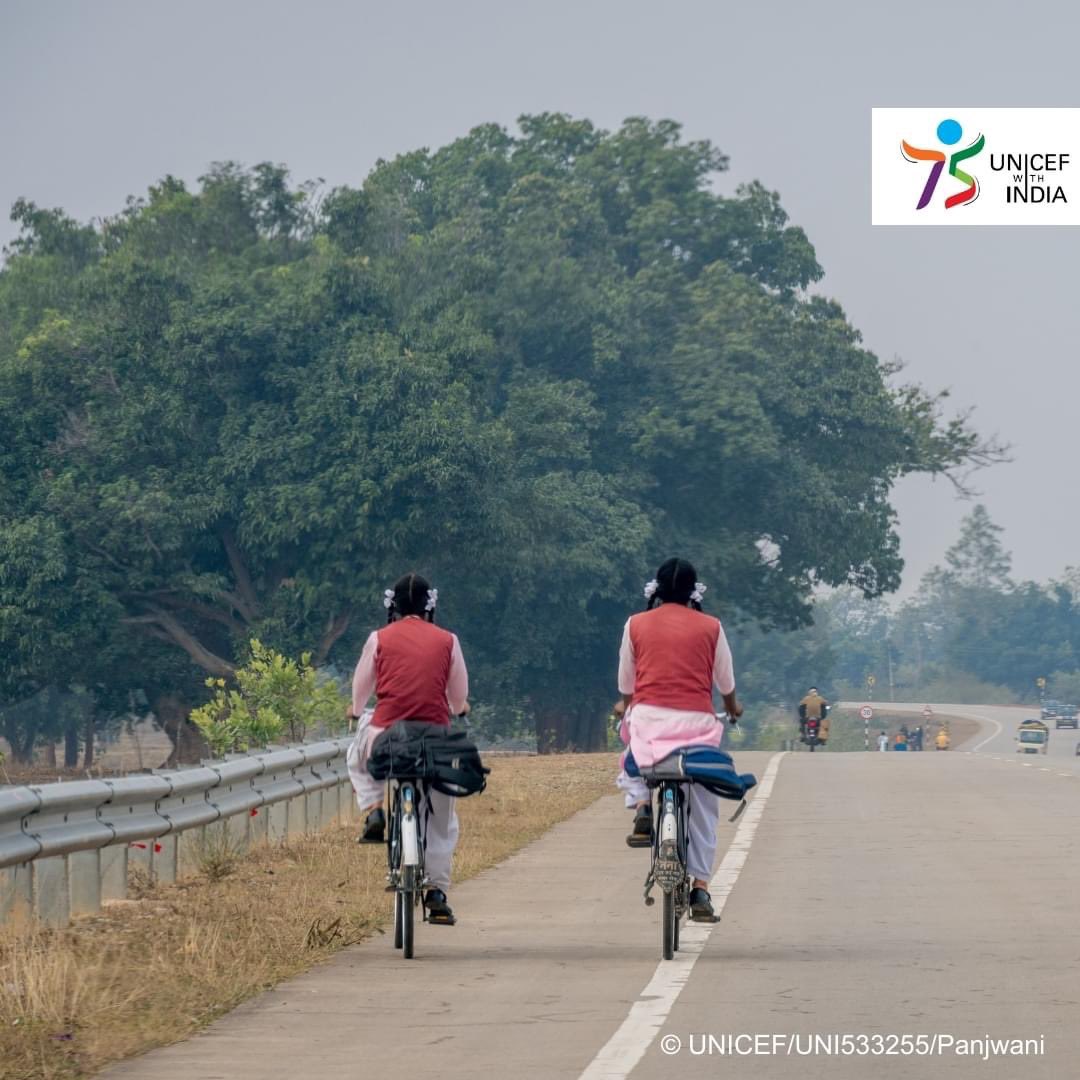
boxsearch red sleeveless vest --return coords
[372,618,455,729]
[629,604,719,712]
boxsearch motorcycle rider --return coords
[798,686,829,742]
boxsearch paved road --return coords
[865,700,1080,772]
[103,716,1080,1080]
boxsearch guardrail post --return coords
[268,801,288,843]
[100,843,127,900]
[320,784,339,829]
[33,856,70,926]
[250,805,269,845]
[1,863,33,924]
[69,849,102,916]
[305,789,321,834]
[226,808,250,853]
[155,835,178,884]
[128,840,153,884]
[336,781,352,826]
[287,793,307,838]
[177,825,206,878]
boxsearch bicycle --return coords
[385,774,427,959]
[642,774,691,960]
[380,712,475,959]
[637,714,749,961]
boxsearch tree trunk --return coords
[45,742,57,767]
[153,693,206,766]
[16,728,36,765]
[534,707,606,753]
[83,711,96,769]
[64,718,80,768]
[535,708,568,754]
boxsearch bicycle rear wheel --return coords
[401,866,416,959]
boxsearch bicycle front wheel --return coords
[393,889,404,949]
[401,865,417,959]
[662,889,676,960]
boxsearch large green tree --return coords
[0,116,1000,754]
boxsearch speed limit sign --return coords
[860,705,874,720]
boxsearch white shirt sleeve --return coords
[617,619,636,696]
[712,621,736,696]
[351,631,379,716]
[446,634,469,715]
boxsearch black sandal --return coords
[689,887,720,923]
[357,808,385,844]
[424,888,456,925]
[625,804,653,848]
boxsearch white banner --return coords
[871,108,1080,225]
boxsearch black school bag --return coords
[367,721,490,798]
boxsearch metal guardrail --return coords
[0,737,357,926]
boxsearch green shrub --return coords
[191,640,349,756]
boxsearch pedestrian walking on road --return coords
[877,731,889,752]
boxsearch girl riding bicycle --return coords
[615,557,742,922]
[346,572,469,925]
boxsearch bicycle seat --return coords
[628,746,756,800]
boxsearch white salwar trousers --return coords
[346,711,460,892]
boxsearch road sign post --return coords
[865,675,876,750]
[860,703,874,750]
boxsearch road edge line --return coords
[577,751,786,1080]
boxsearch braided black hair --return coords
[647,557,703,612]
[386,572,436,623]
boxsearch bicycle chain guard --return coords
[653,840,685,892]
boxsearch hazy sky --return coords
[3,0,1077,593]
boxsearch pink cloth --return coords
[625,703,725,768]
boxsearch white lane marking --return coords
[578,752,785,1080]
[969,711,1005,753]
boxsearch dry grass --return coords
[0,753,616,1079]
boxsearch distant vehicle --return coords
[1053,704,1078,729]
[1040,700,1077,726]
[1017,718,1050,755]
[1075,741,1080,757]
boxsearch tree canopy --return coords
[764,505,1080,708]
[0,114,1000,754]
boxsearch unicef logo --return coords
[901,117,984,210]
